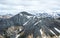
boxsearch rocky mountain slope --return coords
[0,11,60,38]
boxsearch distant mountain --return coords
[35,13,52,18]
[0,14,13,19]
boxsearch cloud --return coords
[0,0,60,15]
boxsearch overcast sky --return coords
[0,0,60,15]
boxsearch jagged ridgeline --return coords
[0,11,60,38]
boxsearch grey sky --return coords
[0,0,60,15]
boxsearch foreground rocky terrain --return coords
[0,11,60,38]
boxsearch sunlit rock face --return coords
[6,25,24,38]
[0,11,60,38]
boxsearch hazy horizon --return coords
[0,0,60,15]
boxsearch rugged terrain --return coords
[0,11,60,38]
